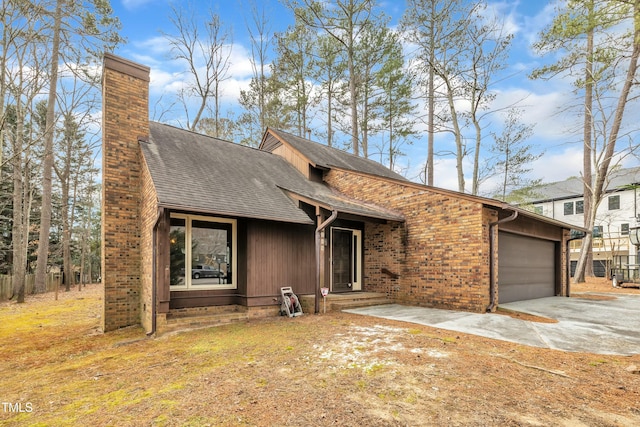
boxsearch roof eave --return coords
[157,202,315,225]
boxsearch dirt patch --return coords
[572,293,618,301]
[2,281,640,426]
[572,276,640,294]
[495,307,558,323]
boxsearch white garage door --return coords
[498,232,556,303]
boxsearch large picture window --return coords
[170,214,237,290]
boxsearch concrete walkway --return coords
[344,293,640,355]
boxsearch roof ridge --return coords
[268,127,396,169]
[538,165,640,188]
[151,121,269,154]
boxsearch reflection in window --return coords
[192,220,232,286]
[622,223,629,235]
[575,200,584,214]
[593,226,603,238]
[169,214,237,290]
[609,195,620,210]
[564,202,573,215]
[170,217,186,286]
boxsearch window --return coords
[575,200,584,214]
[609,195,620,210]
[593,226,603,238]
[170,214,237,290]
[534,206,543,215]
[622,223,630,235]
[564,202,574,215]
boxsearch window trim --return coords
[564,201,574,216]
[170,213,238,291]
[622,223,630,236]
[608,195,620,210]
[593,225,603,238]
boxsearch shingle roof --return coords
[528,166,640,202]
[143,122,313,223]
[265,128,408,181]
[141,122,404,224]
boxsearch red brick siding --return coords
[140,157,158,333]
[101,55,150,331]
[326,169,494,312]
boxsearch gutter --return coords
[148,206,164,337]
[315,210,338,314]
[486,209,519,312]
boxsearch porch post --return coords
[316,210,337,313]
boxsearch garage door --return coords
[498,232,556,303]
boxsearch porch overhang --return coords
[281,187,405,223]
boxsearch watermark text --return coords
[2,402,33,413]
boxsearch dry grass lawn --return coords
[2,279,640,426]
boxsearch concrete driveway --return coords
[344,293,640,355]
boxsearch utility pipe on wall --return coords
[315,210,338,314]
[486,209,518,312]
[149,207,165,336]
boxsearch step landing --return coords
[299,292,392,313]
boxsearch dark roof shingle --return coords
[266,128,408,181]
[141,122,405,224]
[143,122,314,224]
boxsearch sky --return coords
[108,0,640,195]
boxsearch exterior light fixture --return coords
[629,225,640,246]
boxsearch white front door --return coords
[331,228,362,291]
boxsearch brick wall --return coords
[101,54,150,331]
[140,157,158,333]
[325,168,494,312]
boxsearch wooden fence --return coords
[0,273,62,301]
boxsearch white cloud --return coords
[531,145,583,183]
[519,1,558,49]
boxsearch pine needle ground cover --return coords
[2,280,640,426]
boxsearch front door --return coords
[331,227,362,292]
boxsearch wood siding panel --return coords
[246,221,316,298]
[272,145,310,178]
[500,214,564,241]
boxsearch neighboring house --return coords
[525,168,640,276]
[101,53,584,335]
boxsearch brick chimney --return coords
[101,53,150,331]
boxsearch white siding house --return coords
[525,167,640,276]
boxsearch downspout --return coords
[487,209,518,312]
[148,206,164,337]
[315,210,338,314]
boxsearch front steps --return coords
[156,293,392,334]
[299,292,392,313]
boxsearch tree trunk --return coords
[581,1,595,281]
[427,10,435,187]
[11,110,26,303]
[444,78,465,193]
[349,46,359,156]
[574,0,640,282]
[34,0,63,293]
[12,161,25,302]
